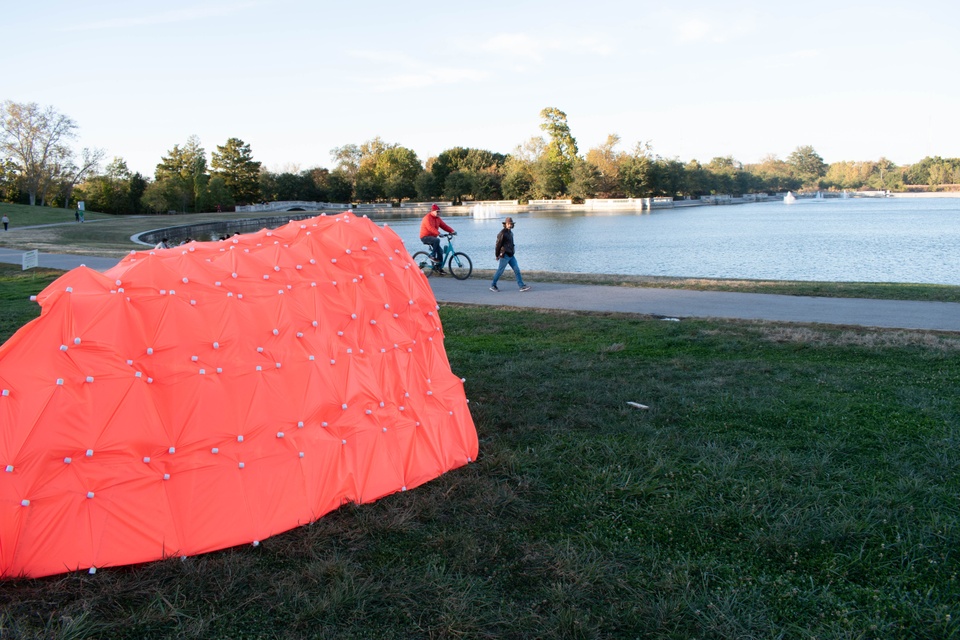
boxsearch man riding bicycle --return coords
[419,204,455,274]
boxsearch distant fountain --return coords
[783,191,797,204]
[472,204,502,219]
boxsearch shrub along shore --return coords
[0,262,958,637]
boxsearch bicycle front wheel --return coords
[411,251,434,277]
[447,252,473,280]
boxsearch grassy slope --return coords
[0,202,110,225]
[1,264,958,638]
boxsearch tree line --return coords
[3,100,960,215]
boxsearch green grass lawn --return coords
[0,202,111,226]
[1,264,958,638]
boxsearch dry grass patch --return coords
[757,325,960,350]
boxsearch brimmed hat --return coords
[503,217,514,225]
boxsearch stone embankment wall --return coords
[136,194,783,246]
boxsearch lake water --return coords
[384,197,960,285]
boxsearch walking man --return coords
[1,214,8,231]
[490,217,530,292]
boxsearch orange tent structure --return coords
[0,212,478,578]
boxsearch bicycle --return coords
[412,233,473,280]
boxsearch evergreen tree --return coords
[211,138,262,204]
[155,135,208,212]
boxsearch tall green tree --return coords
[745,154,799,192]
[787,145,827,190]
[327,170,354,203]
[56,146,105,209]
[430,147,505,196]
[76,157,129,214]
[0,158,21,202]
[155,135,208,212]
[330,143,362,181]
[501,147,536,201]
[377,146,422,204]
[128,172,148,214]
[353,168,382,202]
[538,107,579,195]
[0,100,77,206]
[706,156,743,194]
[335,137,421,203]
[649,158,686,197]
[142,176,190,213]
[619,143,653,197]
[345,137,397,202]
[304,167,332,202]
[905,156,939,186]
[868,157,904,191]
[259,169,318,202]
[471,169,502,200]
[683,159,709,197]
[568,159,599,200]
[431,147,469,191]
[414,171,439,201]
[442,170,472,204]
[199,175,233,212]
[211,138,261,204]
[585,134,626,197]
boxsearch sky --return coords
[5,0,960,176]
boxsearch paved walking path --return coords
[2,249,958,332]
[0,248,119,272]
[426,277,960,332]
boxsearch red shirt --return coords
[419,213,454,238]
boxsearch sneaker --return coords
[519,285,531,292]
[489,285,499,292]
[437,269,446,275]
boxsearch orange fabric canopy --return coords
[0,212,477,578]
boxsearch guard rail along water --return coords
[583,197,670,211]
[235,201,350,213]
[399,201,451,209]
[528,199,573,210]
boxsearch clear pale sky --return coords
[6,0,959,176]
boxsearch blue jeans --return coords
[492,255,525,288]
[421,236,442,265]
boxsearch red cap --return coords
[430,204,439,211]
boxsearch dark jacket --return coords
[495,227,515,258]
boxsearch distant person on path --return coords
[1,214,8,231]
[490,217,530,292]
[75,209,80,222]
[79,210,84,223]
[419,204,455,274]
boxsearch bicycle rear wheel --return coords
[411,251,435,277]
[447,252,473,280]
